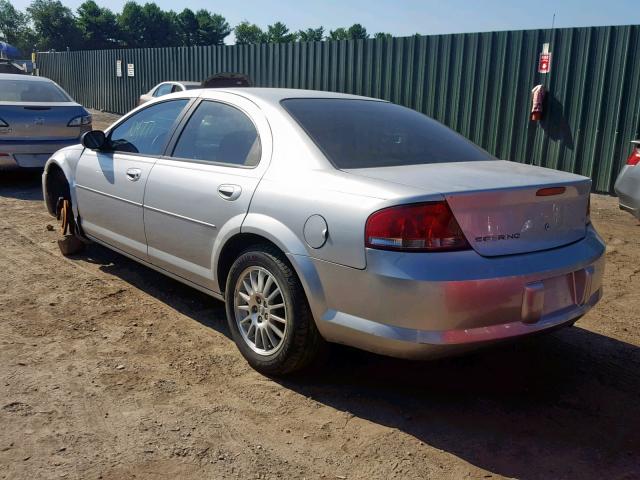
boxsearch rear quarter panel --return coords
[241,104,436,269]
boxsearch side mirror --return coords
[81,130,107,150]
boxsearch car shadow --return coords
[75,242,231,339]
[0,169,44,201]
[74,243,639,480]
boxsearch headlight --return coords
[0,118,7,127]
[68,114,92,127]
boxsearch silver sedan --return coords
[614,140,640,219]
[42,88,605,375]
[0,73,92,168]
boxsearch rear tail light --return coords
[68,114,92,127]
[365,201,470,252]
[626,145,640,166]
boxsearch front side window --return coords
[172,100,261,167]
[109,99,188,155]
[281,98,493,169]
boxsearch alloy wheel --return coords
[233,266,288,356]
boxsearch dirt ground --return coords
[1,112,639,480]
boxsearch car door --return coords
[75,98,191,259]
[143,94,272,291]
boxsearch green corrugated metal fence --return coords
[37,25,640,193]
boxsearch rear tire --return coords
[224,245,322,375]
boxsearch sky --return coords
[11,0,640,44]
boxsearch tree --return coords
[265,21,297,43]
[117,1,145,47]
[374,32,392,40]
[234,21,265,44]
[27,0,82,50]
[141,2,178,46]
[0,0,36,54]
[327,27,348,41]
[347,23,368,39]
[328,24,370,41]
[195,10,230,46]
[76,0,120,49]
[118,2,178,48]
[176,8,198,46]
[298,26,324,42]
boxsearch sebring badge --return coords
[475,233,521,242]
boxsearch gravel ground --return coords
[0,121,638,479]
[90,110,121,130]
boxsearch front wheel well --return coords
[44,163,70,216]
[216,233,286,294]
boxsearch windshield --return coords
[281,98,493,169]
[0,79,72,102]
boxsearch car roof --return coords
[157,80,200,86]
[0,73,55,83]
[196,87,387,107]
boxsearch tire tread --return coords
[225,243,323,375]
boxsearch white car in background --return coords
[138,81,201,105]
[614,140,640,219]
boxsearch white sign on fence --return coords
[127,63,135,77]
[116,60,122,77]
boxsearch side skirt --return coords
[86,234,225,302]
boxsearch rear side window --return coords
[171,100,261,167]
[153,84,173,97]
[109,99,188,155]
[281,98,492,169]
[0,79,70,102]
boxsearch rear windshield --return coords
[0,79,71,102]
[281,98,493,168]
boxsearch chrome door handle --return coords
[218,184,242,201]
[126,168,142,181]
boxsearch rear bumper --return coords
[297,224,605,359]
[0,139,81,168]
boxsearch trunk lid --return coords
[0,103,85,141]
[345,160,591,257]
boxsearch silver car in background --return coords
[42,88,605,375]
[614,140,640,219]
[0,73,91,169]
